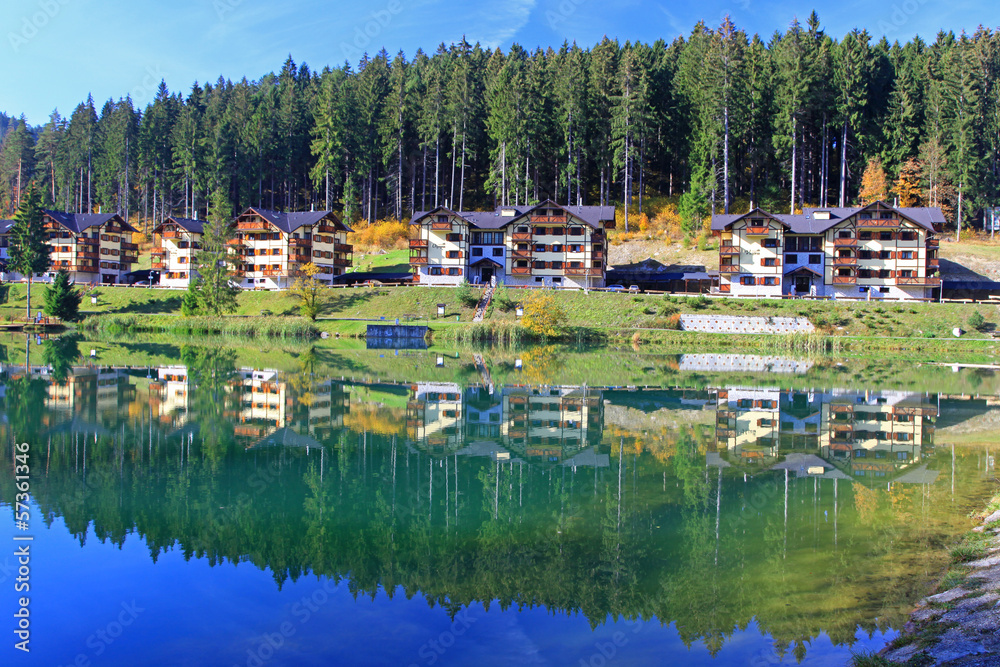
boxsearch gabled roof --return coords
[238,208,352,234]
[43,210,137,234]
[154,217,204,235]
[0,220,14,235]
[408,200,616,230]
[714,201,944,234]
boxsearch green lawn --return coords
[349,247,411,274]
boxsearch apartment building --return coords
[231,208,353,289]
[408,199,615,289]
[712,201,943,299]
[151,217,203,288]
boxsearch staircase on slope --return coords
[472,276,497,323]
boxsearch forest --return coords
[0,12,998,233]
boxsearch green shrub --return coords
[968,310,986,331]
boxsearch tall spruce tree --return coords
[8,186,50,320]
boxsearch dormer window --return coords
[813,211,831,220]
[437,215,448,223]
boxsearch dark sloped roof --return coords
[43,210,137,234]
[241,208,351,234]
[714,202,944,234]
[155,217,204,235]
[0,220,14,234]
[409,201,615,230]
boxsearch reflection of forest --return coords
[0,346,996,659]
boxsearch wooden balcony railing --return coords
[832,275,856,285]
[719,263,738,272]
[897,276,940,286]
[161,231,181,239]
[76,251,99,260]
[564,267,592,275]
[288,238,311,247]
[76,236,99,246]
[122,242,139,250]
[409,239,428,248]
[744,226,770,235]
[718,283,731,293]
[316,224,338,233]
[833,256,857,265]
[334,242,353,253]
[927,238,939,247]
[410,256,428,264]
[151,262,165,270]
[530,215,567,223]
[262,269,288,277]
[927,258,940,268]
[333,258,352,267]
[151,248,166,256]
[237,221,272,231]
[719,244,740,254]
[511,266,531,275]
[430,221,452,230]
[833,237,857,246]
[56,264,98,272]
[856,218,899,227]
[512,250,532,260]
[512,232,532,241]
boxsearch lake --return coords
[2,335,998,666]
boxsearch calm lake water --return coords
[2,336,998,666]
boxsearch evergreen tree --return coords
[8,186,50,320]
[181,277,201,316]
[43,270,82,321]
[194,189,239,315]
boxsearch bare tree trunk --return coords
[723,104,730,214]
[839,122,848,208]
[458,124,466,212]
[790,120,797,216]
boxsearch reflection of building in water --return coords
[680,354,814,374]
[407,383,604,464]
[46,367,133,415]
[232,368,287,445]
[715,388,782,461]
[821,391,935,478]
[714,387,936,477]
[149,366,190,424]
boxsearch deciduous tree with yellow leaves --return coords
[520,290,567,339]
[291,262,325,321]
[859,157,889,205]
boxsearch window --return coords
[879,286,890,294]
[569,261,582,269]
[899,251,913,259]
[516,225,528,233]
[569,226,583,235]
[859,231,872,240]
[534,244,546,253]
[740,276,755,285]
[762,257,776,266]
[447,233,460,242]
[838,230,853,239]
[900,231,916,241]
[762,277,777,286]
[446,250,460,259]
[430,267,442,275]
[859,250,873,260]
[879,250,891,259]
[785,238,798,252]
[552,277,562,284]
[809,254,821,264]
[858,269,872,279]
[492,248,503,257]
[899,269,913,277]
[878,269,891,278]
[785,254,798,264]
[271,248,281,255]
[178,256,187,264]
[471,247,483,256]
[592,260,602,268]
[551,261,563,269]
[533,260,546,269]
[593,243,603,252]
[447,268,461,275]
[534,277,544,283]
[569,244,582,252]
[763,238,778,248]
[437,215,448,223]
[858,286,868,294]
[879,231,893,241]
[313,250,321,257]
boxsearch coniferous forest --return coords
[1,12,998,232]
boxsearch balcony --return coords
[512,249,532,260]
[927,238,939,247]
[76,251,99,260]
[719,263,738,273]
[511,266,531,275]
[833,237,857,247]
[592,250,604,260]
[430,221,452,230]
[151,262,165,270]
[288,238,311,248]
[76,237,99,246]
[316,224,338,233]
[856,217,899,227]
[830,405,853,413]
[57,264,98,273]
[832,275,856,285]
[927,258,940,268]
[744,226,770,235]
[262,269,288,277]
[161,231,181,239]
[833,256,857,266]
[530,215,567,223]
[512,232,532,242]
[719,244,740,254]
[333,258,352,267]
[565,267,593,275]
[226,238,245,246]
[897,276,940,286]
[237,221,272,231]
[410,256,428,265]
[409,239,428,248]
[151,248,166,256]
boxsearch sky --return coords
[2,0,993,125]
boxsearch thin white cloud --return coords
[465,0,537,48]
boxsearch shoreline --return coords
[866,491,1000,666]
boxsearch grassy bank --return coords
[79,313,319,338]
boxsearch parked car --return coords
[606,285,625,292]
[628,285,640,293]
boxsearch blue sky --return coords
[3,0,992,125]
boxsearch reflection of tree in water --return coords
[42,333,81,384]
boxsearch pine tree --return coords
[181,277,201,316]
[43,270,82,321]
[8,186,50,320]
[195,188,239,315]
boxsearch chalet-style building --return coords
[408,200,615,289]
[231,208,353,289]
[151,217,203,288]
[40,211,139,285]
[711,201,944,299]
